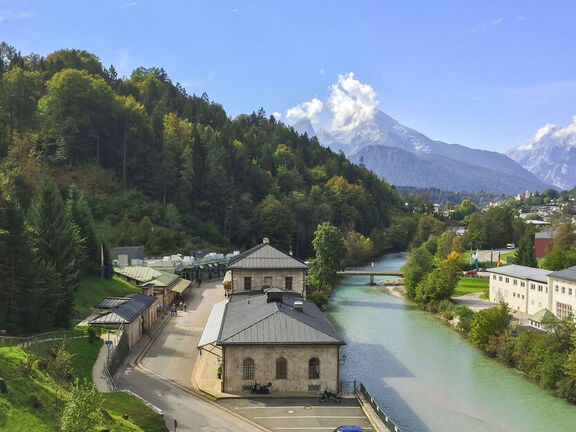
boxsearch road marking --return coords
[274,428,373,431]
[253,416,366,419]
[234,406,362,410]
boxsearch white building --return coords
[488,264,576,319]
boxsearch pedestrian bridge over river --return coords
[336,269,403,285]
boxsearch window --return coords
[538,285,543,292]
[499,276,503,282]
[244,277,252,291]
[243,358,254,380]
[513,293,516,297]
[521,282,525,287]
[309,358,320,379]
[493,275,496,280]
[276,357,287,379]
[562,287,566,294]
[505,278,509,283]
[556,286,559,292]
[570,288,573,296]
[531,284,535,290]
[264,276,272,288]
[557,302,573,319]
[285,277,293,291]
[514,280,518,286]
[522,295,525,299]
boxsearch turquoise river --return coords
[326,252,576,432]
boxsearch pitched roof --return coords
[218,292,344,346]
[114,266,179,287]
[95,297,131,309]
[530,308,559,324]
[487,264,551,283]
[548,266,576,282]
[114,266,162,284]
[90,294,157,325]
[228,243,308,270]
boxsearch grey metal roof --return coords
[228,243,308,270]
[535,229,557,239]
[90,293,157,325]
[548,266,576,282]
[218,293,344,346]
[487,264,551,283]
[95,297,131,309]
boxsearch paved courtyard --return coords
[219,397,374,432]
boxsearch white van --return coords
[506,243,515,249]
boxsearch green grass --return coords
[27,337,103,380]
[453,277,489,297]
[74,275,140,317]
[0,337,168,431]
[102,392,167,432]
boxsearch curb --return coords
[126,313,273,432]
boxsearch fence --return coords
[0,329,86,349]
[102,323,130,389]
[357,382,404,432]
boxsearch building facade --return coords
[488,264,576,320]
[227,239,308,298]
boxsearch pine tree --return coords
[27,176,80,328]
[514,230,538,268]
[0,176,33,333]
[66,184,98,275]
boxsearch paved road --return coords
[115,280,269,432]
[220,397,374,432]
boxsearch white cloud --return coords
[0,9,31,23]
[272,112,282,119]
[120,2,138,8]
[319,68,325,75]
[286,98,324,124]
[471,17,503,33]
[327,72,379,131]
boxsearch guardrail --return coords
[357,382,404,432]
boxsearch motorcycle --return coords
[319,389,342,403]
[250,382,272,394]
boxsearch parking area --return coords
[219,397,374,432]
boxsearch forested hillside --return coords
[0,43,418,333]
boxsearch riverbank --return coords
[328,252,576,432]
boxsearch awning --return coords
[198,300,228,348]
[170,279,192,294]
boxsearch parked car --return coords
[478,267,486,272]
[465,270,477,276]
[333,428,365,432]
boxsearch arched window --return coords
[309,358,320,379]
[243,358,255,380]
[276,357,287,379]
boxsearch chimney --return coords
[263,237,269,244]
[294,300,304,311]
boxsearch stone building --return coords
[89,293,158,349]
[227,239,308,298]
[198,288,345,394]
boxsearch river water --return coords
[326,252,576,432]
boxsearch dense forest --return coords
[0,43,421,333]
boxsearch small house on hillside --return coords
[114,266,191,306]
[227,238,308,298]
[528,308,559,331]
[89,293,157,349]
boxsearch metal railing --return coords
[357,382,404,432]
[0,329,86,349]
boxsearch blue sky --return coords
[2,0,576,153]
